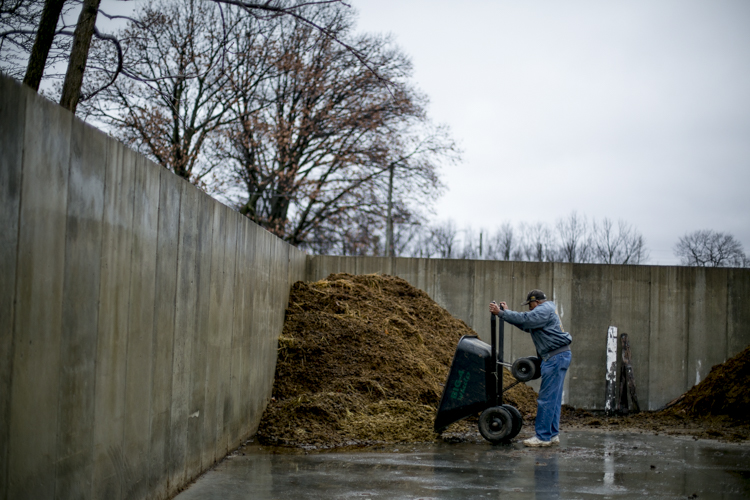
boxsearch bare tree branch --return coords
[674,230,747,267]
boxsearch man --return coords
[489,289,572,447]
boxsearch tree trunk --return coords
[59,0,101,112]
[23,0,66,91]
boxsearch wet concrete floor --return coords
[175,430,750,499]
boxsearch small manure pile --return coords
[256,273,537,448]
[662,344,750,422]
[562,344,750,442]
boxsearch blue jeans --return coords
[535,350,571,441]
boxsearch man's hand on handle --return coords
[489,301,507,316]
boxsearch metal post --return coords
[385,163,394,257]
[497,313,504,405]
[490,314,498,407]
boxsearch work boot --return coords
[551,435,560,445]
[523,436,552,447]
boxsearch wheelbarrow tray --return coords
[434,335,495,432]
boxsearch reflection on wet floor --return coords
[175,431,750,499]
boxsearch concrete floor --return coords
[174,430,750,499]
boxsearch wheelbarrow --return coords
[434,310,540,443]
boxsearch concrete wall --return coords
[0,76,307,500]
[307,256,750,411]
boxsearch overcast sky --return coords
[351,0,750,264]
[44,0,750,264]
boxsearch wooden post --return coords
[618,362,629,413]
[619,333,640,413]
[604,326,618,415]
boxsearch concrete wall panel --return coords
[393,257,430,293]
[471,261,513,345]
[168,183,199,488]
[552,263,574,404]
[148,168,182,497]
[430,259,475,328]
[355,256,392,276]
[122,156,160,500]
[231,217,248,449]
[727,268,750,358]
[202,203,225,468]
[264,239,286,410]
[262,232,276,426]
[92,141,136,500]
[0,76,27,500]
[239,222,258,440]
[2,76,310,500]
[688,269,728,387]
[307,255,357,281]
[55,119,107,499]
[610,265,651,409]
[569,264,614,409]
[216,206,238,457]
[9,90,72,500]
[649,267,691,410]
[249,229,273,434]
[184,191,214,482]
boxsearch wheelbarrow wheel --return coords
[478,406,513,443]
[511,357,536,382]
[502,404,523,439]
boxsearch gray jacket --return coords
[499,300,572,358]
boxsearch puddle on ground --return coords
[176,430,750,499]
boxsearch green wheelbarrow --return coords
[434,310,539,443]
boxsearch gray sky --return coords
[351,0,750,264]
[37,0,750,264]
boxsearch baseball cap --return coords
[522,289,547,305]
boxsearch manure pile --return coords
[256,273,538,448]
[663,344,750,420]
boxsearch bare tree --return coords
[517,221,557,262]
[411,215,650,264]
[221,5,453,246]
[2,0,356,108]
[483,221,516,260]
[674,230,747,267]
[390,219,425,257]
[556,212,592,263]
[381,123,454,256]
[591,218,649,264]
[81,0,244,184]
[425,220,458,258]
[1,0,73,83]
[1,0,133,112]
[457,226,481,259]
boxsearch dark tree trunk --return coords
[23,0,66,91]
[59,0,101,112]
